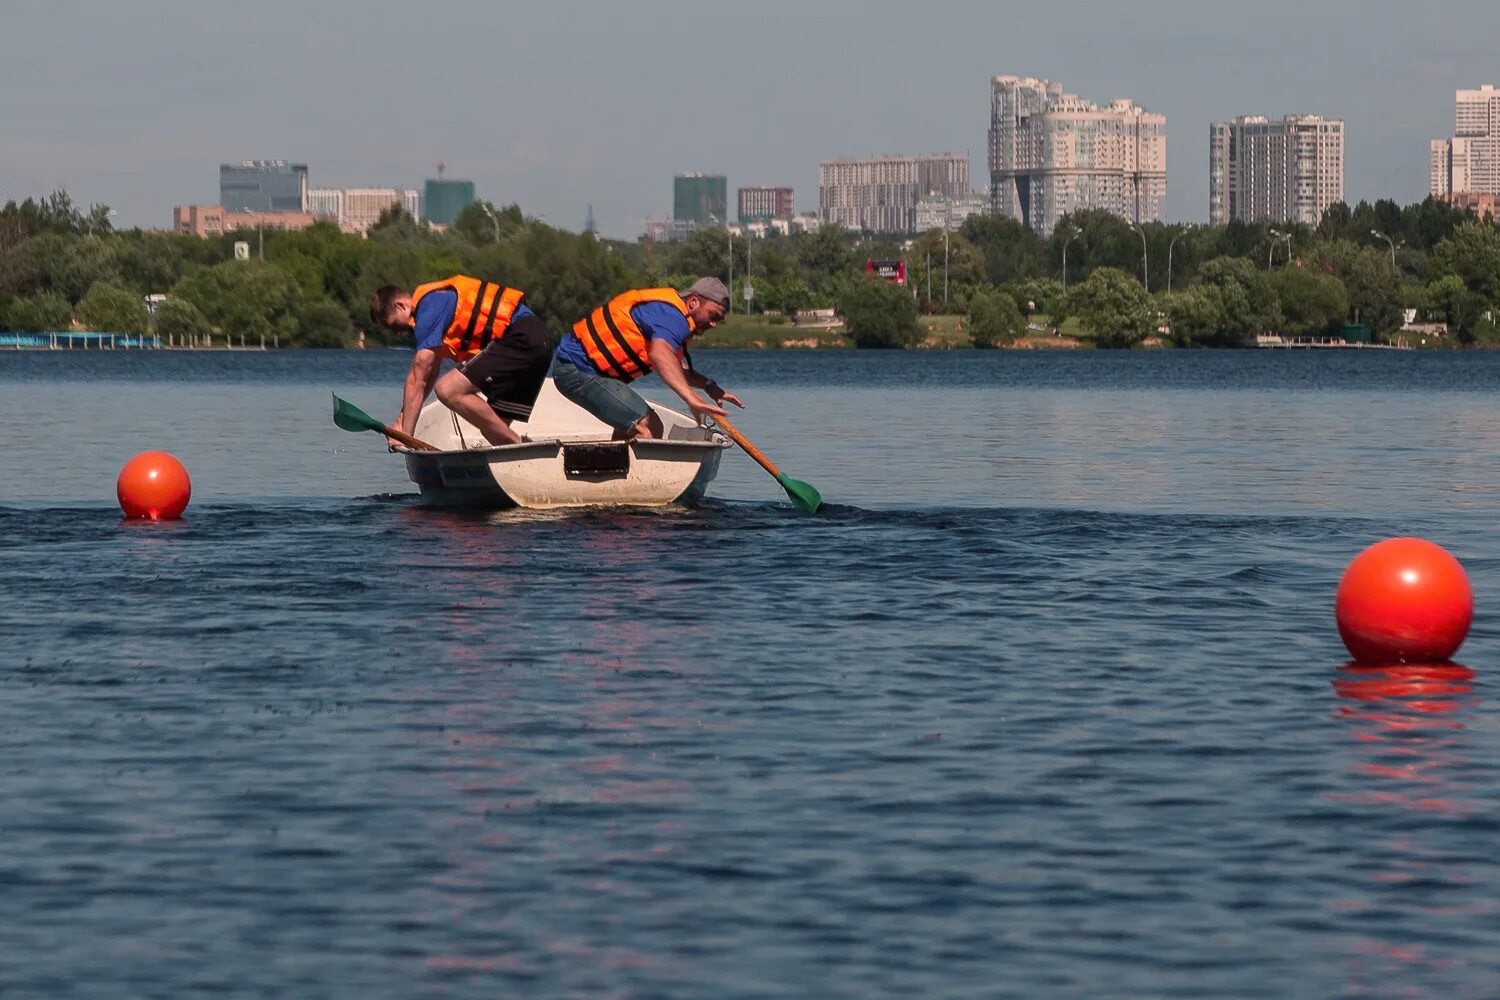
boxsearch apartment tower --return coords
[818,154,969,233]
[1209,115,1345,226]
[988,76,1166,234]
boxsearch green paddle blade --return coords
[332,393,384,434]
[776,473,822,513]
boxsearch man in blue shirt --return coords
[552,277,744,439]
[370,277,551,448]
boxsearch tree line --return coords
[1,189,1497,349]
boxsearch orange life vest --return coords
[572,288,692,382]
[410,275,525,362]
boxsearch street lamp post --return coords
[1371,229,1403,272]
[1128,222,1149,292]
[1167,224,1194,294]
[943,226,950,307]
[1061,227,1081,295]
[479,203,500,242]
[244,209,263,259]
[746,226,752,313]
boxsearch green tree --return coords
[1198,256,1282,343]
[114,231,203,294]
[1307,240,1404,334]
[1430,219,1500,302]
[1068,266,1153,348]
[76,281,149,335]
[909,230,986,310]
[7,233,121,302]
[838,275,919,348]
[1010,277,1066,320]
[797,224,855,292]
[485,222,626,334]
[669,227,734,281]
[1426,274,1486,340]
[960,214,1048,285]
[171,260,302,344]
[754,273,813,315]
[8,290,71,331]
[1267,267,1347,337]
[296,297,354,347]
[153,297,211,343]
[451,201,524,245]
[968,287,1026,347]
[1162,285,1227,347]
[368,205,435,244]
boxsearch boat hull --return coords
[403,438,725,509]
[400,379,729,509]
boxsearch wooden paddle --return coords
[331,393,440,451]
[712,414,822,513]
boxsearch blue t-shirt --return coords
[554,301,692,374]
[412,289,534,353]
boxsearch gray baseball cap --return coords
[681,276,730,308]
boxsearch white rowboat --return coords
[399,379,730,509]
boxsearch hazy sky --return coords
[1,0,1493,237]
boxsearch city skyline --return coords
[0,0,1492,237]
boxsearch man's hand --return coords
[712,389,745,409]
[687,397,728,420]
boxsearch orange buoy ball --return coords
[117,451,192,520]
[1335,538,1472,664]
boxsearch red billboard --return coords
[864,258,907,285]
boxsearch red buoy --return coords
[117,451,192,520]
[1335,538,1472,664]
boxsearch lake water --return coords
[2,348,1498,998]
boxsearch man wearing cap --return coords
[550,277,744,439]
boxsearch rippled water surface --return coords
[2,349,1498,998]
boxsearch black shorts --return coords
[457,314,553,420]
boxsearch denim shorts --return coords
[549,359,652,431]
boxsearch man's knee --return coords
[436,372,474,406]
[627,412,663,440]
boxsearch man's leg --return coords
[435,369,522,445]
[625,410,665,439]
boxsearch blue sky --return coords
[0,0,1491,236]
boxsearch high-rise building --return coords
[308,188,423,234]
[818,154,969,233]
[306,188,344,223]
[674,174,728,226]
[988,76,1166,234]
[738,186,795,222]
[1209,115,1345,226]
[219,160,309,213]
[915,193,989,232]
[1431,85,1500,199]
[424,177,475,226]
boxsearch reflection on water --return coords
[1329,663,1494,997]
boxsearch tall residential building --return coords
[818,154,969,233]
[1209,115,1345,226]
[738,186,795,222]
[915,192,989,232]
[308,188,422,235]
[219,160,309,213]
[674,174,728,226]
[424,177,475,226]
[988,76,1166,234]
[1431,85,1500,199]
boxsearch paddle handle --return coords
[383,424,441,451]
[712,414,781,477]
